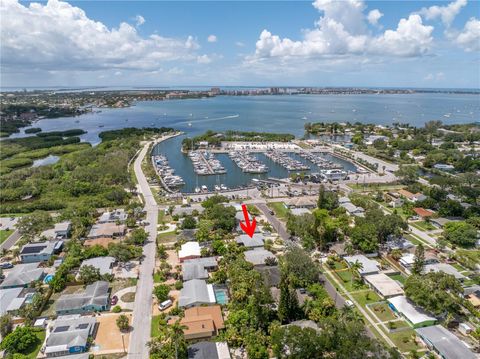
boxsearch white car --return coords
[345,300,354,308]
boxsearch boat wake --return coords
[181,114,239,125]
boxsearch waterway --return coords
[9,93,479,192]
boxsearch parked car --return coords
[0,262,13,269]
[345,300,354,308]
[159,299,173,311]
[269,210,275,215]
[110,295,118,305]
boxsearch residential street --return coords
[255,203,290,241]
[128,141,158,359]
[0,230,21,251]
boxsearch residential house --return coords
[398,190,427,203]
[170,305,225,340]
[235,233,264,248]
[429,217,462,229]
[290,208,311,216]
[188,342,231,359]
[363,273,404,298]
[254,265,281,288]
[79,256,115,276]
[423,263,466,281]
[182,257,218,281]
[384,236,414,251]
[388,296,437,328]
[20,240,62,263]
[400,252,438,269]
[45,315,97,357]
[412,207,435,219]
[39,221,72,240]
[344,255,380,276]
[56,281,110,315]
[87,223,125,239]
[339,200,365,217]
[179,242,201,263]
[244,249,276,266]
[179,279,216,308]
[0,263,44,289]
[286,197,316,209]
[98,209,127,223]
[0,287,36,316]
[416,325,476,359]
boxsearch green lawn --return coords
[157,230,177,243]
[403,234,426,246]
[456,249,480,264]
[386,329,421,353]
[369,302,397,322]
[153,272,165,283]
[24,329,46,359]
[151,315,163,337]
[333,270,368,292]
[388,273,407,285]
[267,202,290,219]
[411,221,436,231]
[0,229,13,244]
[351,290,381,307]
[451,262,467,272]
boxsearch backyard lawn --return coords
[388,273,407,285]
[333,270,368,292]
[267,202,290,219]
[369,302,397,322]
[351,290,381,307]
[411,221,436,231]
[157,230,176,243]
[386,329,421,353]
[0,229,13,244]
[151,315,163,337]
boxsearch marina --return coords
[153,154,185,191]
[264,150,310,171]
[228,151,269,173]
[188,151,227,175]
[298,150,344,169]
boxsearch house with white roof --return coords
[364,273,404,298]
[416,325,476,359]
[388,296,436,328]
[179,242,201,262]
[344,255,380,276]
[79,256,115,276]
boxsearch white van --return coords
[158,299,173,311]
[345,300,354,308]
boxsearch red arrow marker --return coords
[240,204,256,238]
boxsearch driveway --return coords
[113,286,137,311]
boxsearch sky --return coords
[1,0,479,88]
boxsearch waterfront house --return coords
[45,315,97,357]
[388,296,436,328]
[416,325,476,359]
[20,240,62,263]
[188,342,231,359]
[182,257,218,281]
[79,256,115,276]
[244,249,276,266]
[363,273,404,298]
[56,281,110,315]
[170,305,225,340]
[179,242,201,262]
[0,263,44,289]
[344,255,379,276]
[179,279,216,308]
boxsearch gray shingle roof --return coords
[0,263,44,288]
[179,279,216,307]
[416,325,476,359]
[56,281,109,312]
[20,241,57,256]
[235,234,264,248]
[80,256,115,275]
[182,257,217,281]
[188,342,219,359]
[46,316,96,354]
[244,249,275,266]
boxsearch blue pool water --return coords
[215,289,228,305]
[43,274,54,283]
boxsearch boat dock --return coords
[152,154,185,192]
[264,150,310,171]
[189,151,227,175]
[228,151,269,173]
[298,150,343,169]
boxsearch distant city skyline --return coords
[1,0,479,88]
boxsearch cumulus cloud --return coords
[367,9,383,26]
[250,1,433,61]
[451,17,480,51]
[0,0,204,72]
[419,0,467,27]
[207,34,217,43]
[197,54,212,64]
[424,72,445,81]
[135,15,145,27]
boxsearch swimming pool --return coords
[43,274,54,284]
[214,288,228,305]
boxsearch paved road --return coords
[255,203,290,241]
[128,141,159,359]
[0,230,21,251]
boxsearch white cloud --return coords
[0,0,204,72]
[197,54,212,64]
[207,34,217,43]
[235,41,245,47]
[135,15,145,27]
[114,71,122,76]
[367,9,383,26]
[424,72,445,81]
[250,1,433,61]
[419,0,467,27]
[451,17,480,51]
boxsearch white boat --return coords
[188,122,192,127]
[194,187,201,193]
[201,185,208,191]
[214,185,221,191]
[220,184,227,190]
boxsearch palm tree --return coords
[350,260,364,286]
[169,320,187,359]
